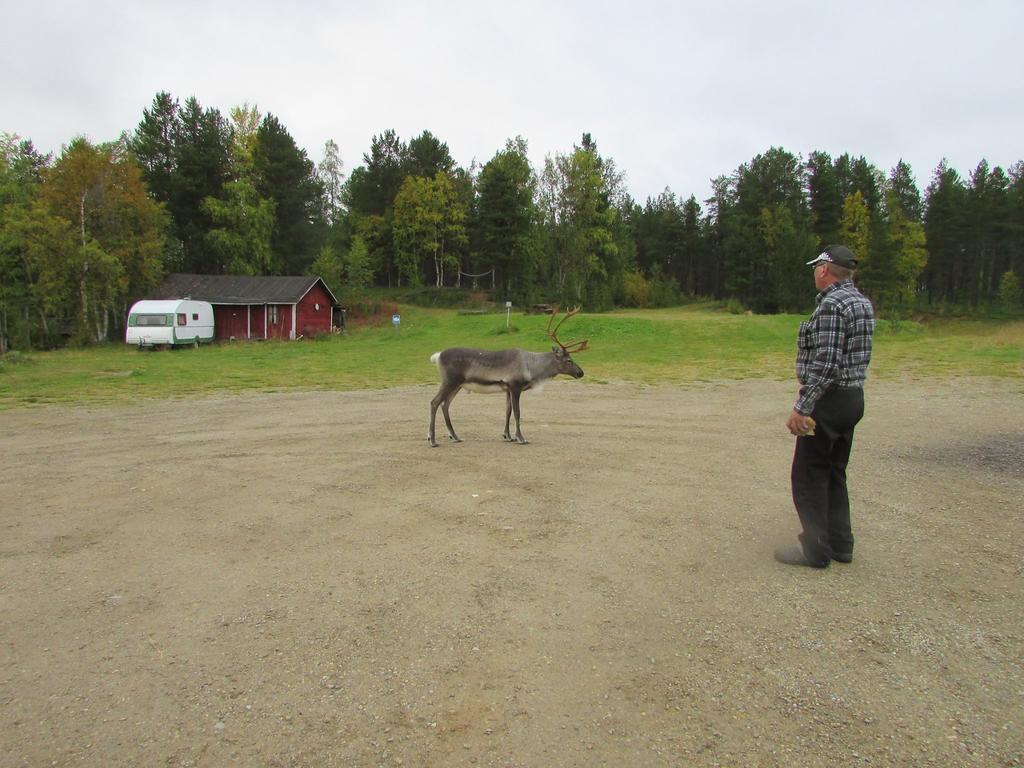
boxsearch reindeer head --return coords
[551,345,585,378]
[547,306,587,378]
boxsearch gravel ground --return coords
[1,377,1022,767]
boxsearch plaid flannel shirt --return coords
[794,279,875,415]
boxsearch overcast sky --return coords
[4,0,1022,204]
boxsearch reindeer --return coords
[428,307,588,447]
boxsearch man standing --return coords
[776,244,876,568]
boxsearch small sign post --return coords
[392,313,400,336]
[505,301,512,329]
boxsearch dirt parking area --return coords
[1,378,1022,767]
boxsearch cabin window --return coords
[177,313,187,326]
[268,305,278,323]
[135,314,169,327]
[192,313,199,321]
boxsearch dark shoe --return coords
[774,544,829,568]
[831,551,853,564]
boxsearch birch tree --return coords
[39,138,165,342]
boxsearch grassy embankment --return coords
[0,305,1021,410]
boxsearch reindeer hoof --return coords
[449,436,462,443]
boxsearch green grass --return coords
[869,317,1024,377]
[1,306,1022,410]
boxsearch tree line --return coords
[2,90,1022,351]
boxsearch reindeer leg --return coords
[511,388,528,444]
[441,387,461,442]
[502,390,514,441]
[429,384,455,447]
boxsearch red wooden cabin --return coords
[147,274,341,341]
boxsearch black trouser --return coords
[791,387,865,563]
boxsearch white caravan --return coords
[125,299,215,349]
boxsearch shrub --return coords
[724,298,747,315]
[346,299,399,326]
[400,287,491,309]
[0,350,34,372]
[998,271,1022,313]
[648,274,682,307]
[622,272,651,307]
[585,282,614,312]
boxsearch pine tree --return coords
[171,97,232,273]
[923,161,969,304]
[887,160,923,222]
[730,147,813,312]
[405,131,455,179]
[130,92,179,206]
[477,138,538,301]
[807,151,842,246]
[253,114,325,274]
[965,161,1012,305]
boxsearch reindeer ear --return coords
[552,345,562,354]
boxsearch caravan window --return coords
[192,313,199,321]
[135,314,169,327]
[177,313,187,325]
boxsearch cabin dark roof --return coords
[148,274,338,306]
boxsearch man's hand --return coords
[787,410,814,437]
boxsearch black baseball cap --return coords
[806,244,858,269]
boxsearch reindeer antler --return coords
[546,305,589,353]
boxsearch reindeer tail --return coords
[430,352,441,367]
